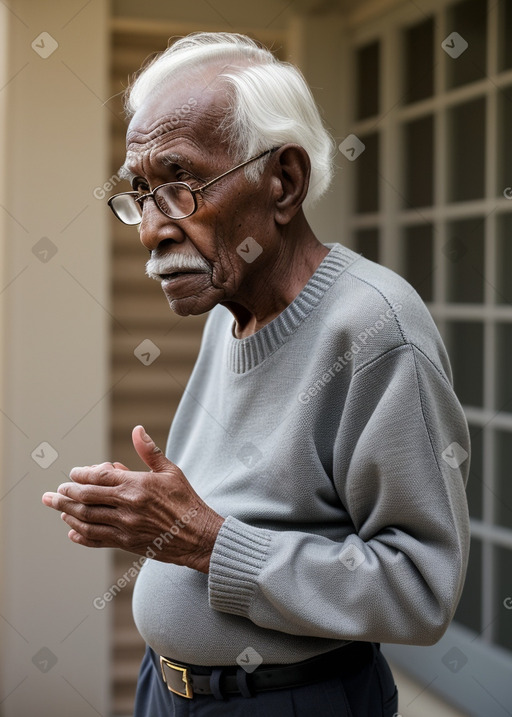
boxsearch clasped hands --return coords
[42,425,225,574]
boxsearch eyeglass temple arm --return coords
[193,147,278,194]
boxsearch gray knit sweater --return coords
[132,242,471,665]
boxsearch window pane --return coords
[497,87,512,200]
[356,41,379,120]
[466,425,483,520]
[403,17,434,104]
[445,218,485,303]
[355,133,379,214]
[498,0,512,71]
[354,229,379,263]
[447,97,486,203]
[403,224,433,302]
[446,321,484,407]
[496,324,512,414]
[403,115,434,208]
[495,430,512,530]
[496,214,512,305]
[494,545,512,653]
[453,537,481,633]
[445,0,487,89]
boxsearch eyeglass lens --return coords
[111,184,196,224]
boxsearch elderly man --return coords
[43,32,470,717]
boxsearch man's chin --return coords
[166,300,208,316]
[161,275,219,316]
[163,291,218,317]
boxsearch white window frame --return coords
[344,1,512,715]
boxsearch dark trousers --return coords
[133,643,399,716]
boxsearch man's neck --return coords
[221,227,330,339]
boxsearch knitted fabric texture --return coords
[132,243,470,665]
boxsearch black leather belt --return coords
[159,641,377,699]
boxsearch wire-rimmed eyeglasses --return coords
[107,147,279,225]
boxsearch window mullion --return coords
[380,23,401,273]
[433,6,447,316]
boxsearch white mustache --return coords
[145,255,211,280]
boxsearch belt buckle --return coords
[160,656,193,699]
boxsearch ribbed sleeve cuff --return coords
[208,516,273,617]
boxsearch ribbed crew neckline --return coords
[225,243,358,374]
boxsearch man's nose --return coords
[138,198,185,251]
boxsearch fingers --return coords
[131,425,171,473]
[42,462,127,511]
[62,516,117,547]
[56,481,119,505]
[42,491,62,508]
[69,462,123,486]
[67,528,105,548]
[43,492,118,524]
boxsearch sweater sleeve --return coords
[208,343,471,646]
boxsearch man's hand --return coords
[41,425,225,573]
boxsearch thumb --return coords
[132,425,171,472]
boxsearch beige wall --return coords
[0,1,110,715]
[0,6,9,647]
[0,2,371,714]
[289,11,351,245]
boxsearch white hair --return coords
[125,32,335,209]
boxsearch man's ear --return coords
[271,144,311,226]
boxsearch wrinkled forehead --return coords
[125,66,234,162]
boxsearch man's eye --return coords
[176,170,202,186]
[133,182,150,195]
